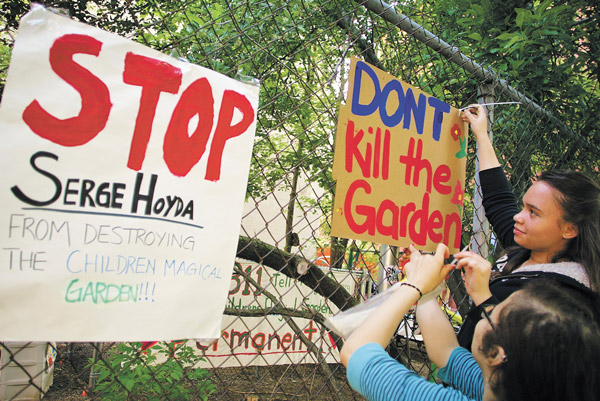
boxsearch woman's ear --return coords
[488,346,507,367]
[561,222,578,239]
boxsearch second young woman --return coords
[456,104,600,348]
[341,244,600,401]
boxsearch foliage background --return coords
[0,0,598,399]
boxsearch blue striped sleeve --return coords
[346,343,478,401]
[437,347,484,400]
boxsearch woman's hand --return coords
[406,244,459,368]
[461,104,488,138]
[460,104,500,171]
[340,243,451,367]
[404,244,454,295]
[454,251,493,306]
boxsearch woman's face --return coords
[512,181,575,259]
[471,294,514,369]
[472,308,493,367]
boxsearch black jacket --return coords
[456,167,591,350]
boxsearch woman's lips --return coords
[513,227,525,235]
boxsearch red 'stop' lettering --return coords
[205,90,255,181]
[22,34,112,146]
[163,78,214,177]
[123,52,182,171]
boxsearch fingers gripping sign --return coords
[454,251,493,305]
[404,244,454,296]
[460,104,488,136]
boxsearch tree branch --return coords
[228,264,344,391]
[237,236,359,311]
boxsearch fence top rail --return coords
[356,0,600,155]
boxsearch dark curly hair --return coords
[479,279,600,401]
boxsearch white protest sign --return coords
[0,5,259,341]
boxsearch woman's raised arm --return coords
[462,105,500,171]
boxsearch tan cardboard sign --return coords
[332,57,467,252]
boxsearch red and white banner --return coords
[193,262,363,367]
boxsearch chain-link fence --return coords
[1,0,598,400]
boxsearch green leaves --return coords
[514,8,531,29]
[467,32,482,42]
[88,342,216,400]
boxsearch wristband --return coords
[401,282,423,299]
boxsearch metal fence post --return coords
[376,245,397,293]
[472,84,494,258]
[376,244,389,293]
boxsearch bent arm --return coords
[340,284,421,367]
[454,251,493,306]
[463,105,519,248]
[415,299,459,368]
[341,244,453,368]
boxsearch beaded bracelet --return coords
[400,282,423,299]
